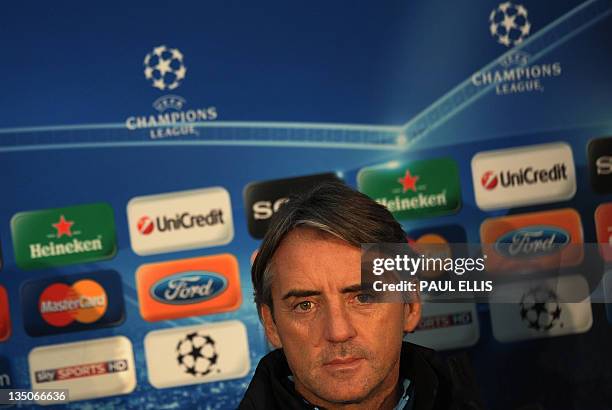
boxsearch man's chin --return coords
[308,361,375,403]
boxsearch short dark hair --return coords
[251,179,406,318]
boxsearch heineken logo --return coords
[357,158,461,220]
[11,203,117,270]
[53,215,74,237]
[398,170,419,192]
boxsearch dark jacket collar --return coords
[239,342,475,410]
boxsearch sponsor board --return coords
[21,271,125,336]
[0,287,10,342]
[480,208,583,273]
[243,173,341,239]
[11,203,116,270]
[489,275,592,342]
[127,187,233,256]
[357,158,461,220]
[144,320,250,389]
[406,302,479,350]
[471,142,576,210]
[588,137,612,194]
[136,254,241,321]
[29,336,136,404]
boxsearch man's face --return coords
[261,227,421,406]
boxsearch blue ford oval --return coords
[151,271,228,305]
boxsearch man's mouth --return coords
[323,357,365,369]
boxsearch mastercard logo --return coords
[0,286,10,342]
[38,280,107,327]
[408,233,452,279]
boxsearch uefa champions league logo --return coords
[489,2,531,47]
[144,45,187,91]
[519,287,562,331]
[176,331,219,377]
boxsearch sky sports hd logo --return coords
[127,187,233,256]
[471,142,576,210]
[21,271,125,337]
[244,173,341,239]
[588,136,612,194]
[136,254,241,321]
[29,336,136,404]
[10,203,117,270]
[408,302,480,351]
[357,158,461,220]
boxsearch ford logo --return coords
[151,271,228,305]
[495,226,570,258]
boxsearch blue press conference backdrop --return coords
[1,1,612,409]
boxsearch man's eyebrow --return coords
[281,284,367,300]
[340,284,367,293]
[281,289,322,300]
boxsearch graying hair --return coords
[251,180,407,320]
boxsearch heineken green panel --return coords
[11,203,117,270]
[357,158,461,220]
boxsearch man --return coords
[240,180,482,410]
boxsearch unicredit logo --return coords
[481,171,498,190]
[481,163,567,190]
[138,216,155,235]
[137,210,224,236]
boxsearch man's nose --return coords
[322,301,357,343]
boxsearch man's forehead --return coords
[270,227,362,290]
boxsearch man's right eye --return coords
[294,301,313,312]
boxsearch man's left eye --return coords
[355,293,374,303]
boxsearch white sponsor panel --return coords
[471,142,576,210]
[28,336,136,404]
[489,275,592,343]
[127,187,234,256]
[145,320,250,389]
[406,302,480,350]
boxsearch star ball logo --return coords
[471,3,564,96]
[489,2,531,47]
[176,331,219,377]
[144,321,250,389]
[11,203,117,270]
[125,45,217,139]
[144,45,187,91]
[519,287,562,331]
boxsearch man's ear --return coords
[403,302,422,333]
[261,304,282,348]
